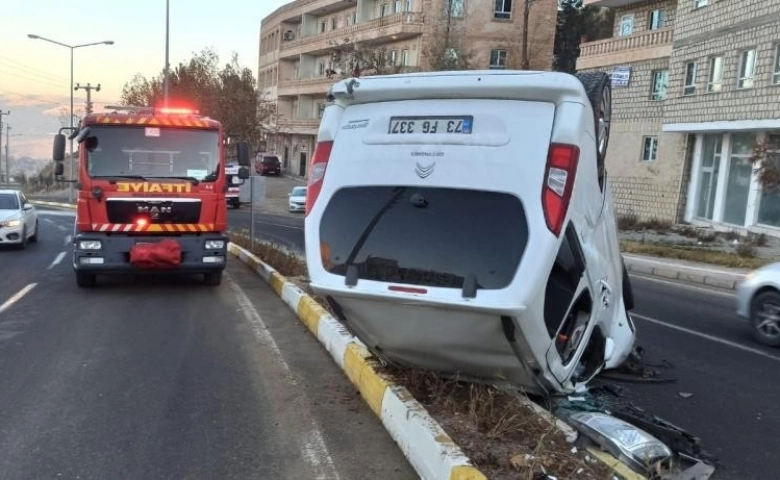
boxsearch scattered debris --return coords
[679,392,694,399]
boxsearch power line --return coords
[0,68,70,89]
[0,55,70,83]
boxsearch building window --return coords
[642,136,658,161]
[650,70,668,100]
[319,62,325,76]
[649,10,665,30]
[405,0,413,12]
[683,62,697,95]
[619,14,634,36]
[353,12,357,24]
[317,103,326,119]
[448,0,464,18]
[494,0,512,20]
[320,21,326,33]
[757,133,780,227]
[707,56,724,92]
[331,18,337,30]
[723,132,756,226]
[380,3,387,16]
[694,0,709,8]
[773,45,780,85]
[389,50,398,65]
[394,0,402,13]
[489,49,507,69]
[444,48,459,69]
[738,49,757,89]
[696,134,722,220]
[401,49,409,66]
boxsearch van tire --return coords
[575,72,611,188]
[621,256,635,311]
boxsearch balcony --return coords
[279,12,425,58]
[583,0,649,6]
[576,28,673,70]
[278,76,336,97]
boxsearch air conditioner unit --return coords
[284,30,294,41]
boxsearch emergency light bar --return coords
[103,105,201,116]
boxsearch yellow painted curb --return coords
[297,296,324,336]
[343,343,390,418]
[449,465,489,480]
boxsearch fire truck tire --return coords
[204,271,223,286]
[76,271,97,288]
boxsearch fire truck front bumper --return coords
[72,233,229,274]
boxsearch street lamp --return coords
[27,33,114,203]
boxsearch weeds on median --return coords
[228,231,308,278]
[620,240,769,269]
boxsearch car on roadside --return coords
[255,154,282,176]
[303,69,636,396]
[288,186,307,213]
[0,189,39,249]
[736,262,780,347]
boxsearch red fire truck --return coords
[52,105,250,288]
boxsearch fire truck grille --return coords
[106,199,202,224]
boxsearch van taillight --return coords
[542,143,579,237]
[305,140,334,216]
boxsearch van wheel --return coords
[575,72,611,188]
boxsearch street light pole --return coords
[164,0,170,107]
[27,34,114,203]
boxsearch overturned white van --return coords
[303,70,636,395]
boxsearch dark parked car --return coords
[255,154,282,176]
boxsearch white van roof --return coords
[326,70,590,107]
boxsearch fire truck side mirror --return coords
[235,141,250,167]
[237,166,250,180]
[54,162,64,177]
[53,134,66,162]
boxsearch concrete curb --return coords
[30,200,76,210]
[624,253,747,290]
[227,242,646,480]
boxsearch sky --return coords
[0,0,289,160]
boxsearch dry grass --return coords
[621,240,769,269]
[228,232,308,278]
[383,367,615,480]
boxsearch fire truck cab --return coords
[52,105,250,287]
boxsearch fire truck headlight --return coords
[205,240,225,250]
[78,240,102,250]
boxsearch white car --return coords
[736,262,780,347]
[0,189,39,249]
[288,186,307,213]
[303,70,636,395]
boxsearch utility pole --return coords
[0,110,8,185]
[5,125,9,187]
[75,83,101,114]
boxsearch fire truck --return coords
[51,105,250,288]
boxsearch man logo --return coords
[415,162,435,179]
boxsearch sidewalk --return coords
[624,253,750,290]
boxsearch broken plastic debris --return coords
[679,392,694,398]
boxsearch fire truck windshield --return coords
[84,126,220,181]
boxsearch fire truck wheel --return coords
[204,271,223,286]
[76,271,97,288]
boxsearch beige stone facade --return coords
[259,0,558,177]
[580,0,780,235]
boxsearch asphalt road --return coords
[615,274,780,480]
[227,206,305,254]
[224,208,779,479]
[0,208,416,479]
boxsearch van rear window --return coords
[319,186,528,290]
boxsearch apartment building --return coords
[578,0,780,235]
[258,0,558,177]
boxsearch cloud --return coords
[0,92,67,108]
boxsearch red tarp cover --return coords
[129,239,182,269]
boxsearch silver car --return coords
[737,262,780,347]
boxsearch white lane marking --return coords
[43,218,54,224]
[48,251,67,270]
[65,235,72,245]
[255,220,304,230]
[629,273,737,299]
[226,274,340,480]
[37,210,76,217]
[631,312,780,364]
[0,283,37,315]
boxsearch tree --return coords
[421,0,476,71]
[553,0,614,73]
[119,48,267,149]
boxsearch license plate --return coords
[388,116,473,135]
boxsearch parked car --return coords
[737,262,780,347]
[302,70,636,395]
[255,154,282,176]
[288,186,307,213]
[0,189,39,249]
